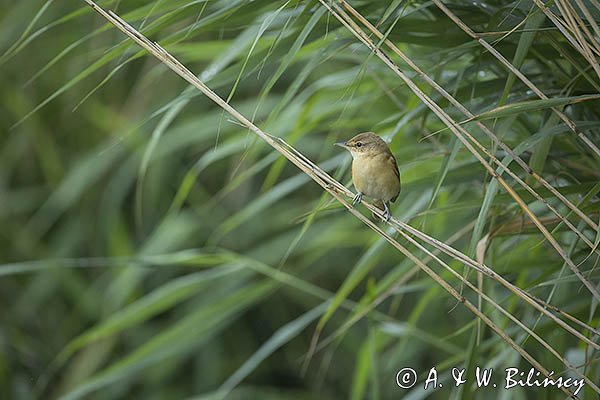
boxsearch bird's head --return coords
[335,132,388,159]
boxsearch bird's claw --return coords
[352,192,363,206]
[382,203,391,222]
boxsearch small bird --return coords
[335,132,401,221]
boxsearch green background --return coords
[1,1,599,399]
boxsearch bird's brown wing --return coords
[387,152,401,203]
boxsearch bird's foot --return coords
[352,192,363,206]
[382,202,391,222]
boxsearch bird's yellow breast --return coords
[351,152,400,202]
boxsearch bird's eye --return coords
[356,142,362,147]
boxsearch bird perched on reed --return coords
[335,132,401,221]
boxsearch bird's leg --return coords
[382,202,391,222]
[352,192,363,206]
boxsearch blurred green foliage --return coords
[1,0,599,399]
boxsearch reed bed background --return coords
[1,1,599,399]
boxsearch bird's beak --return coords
[334,142,349,149]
